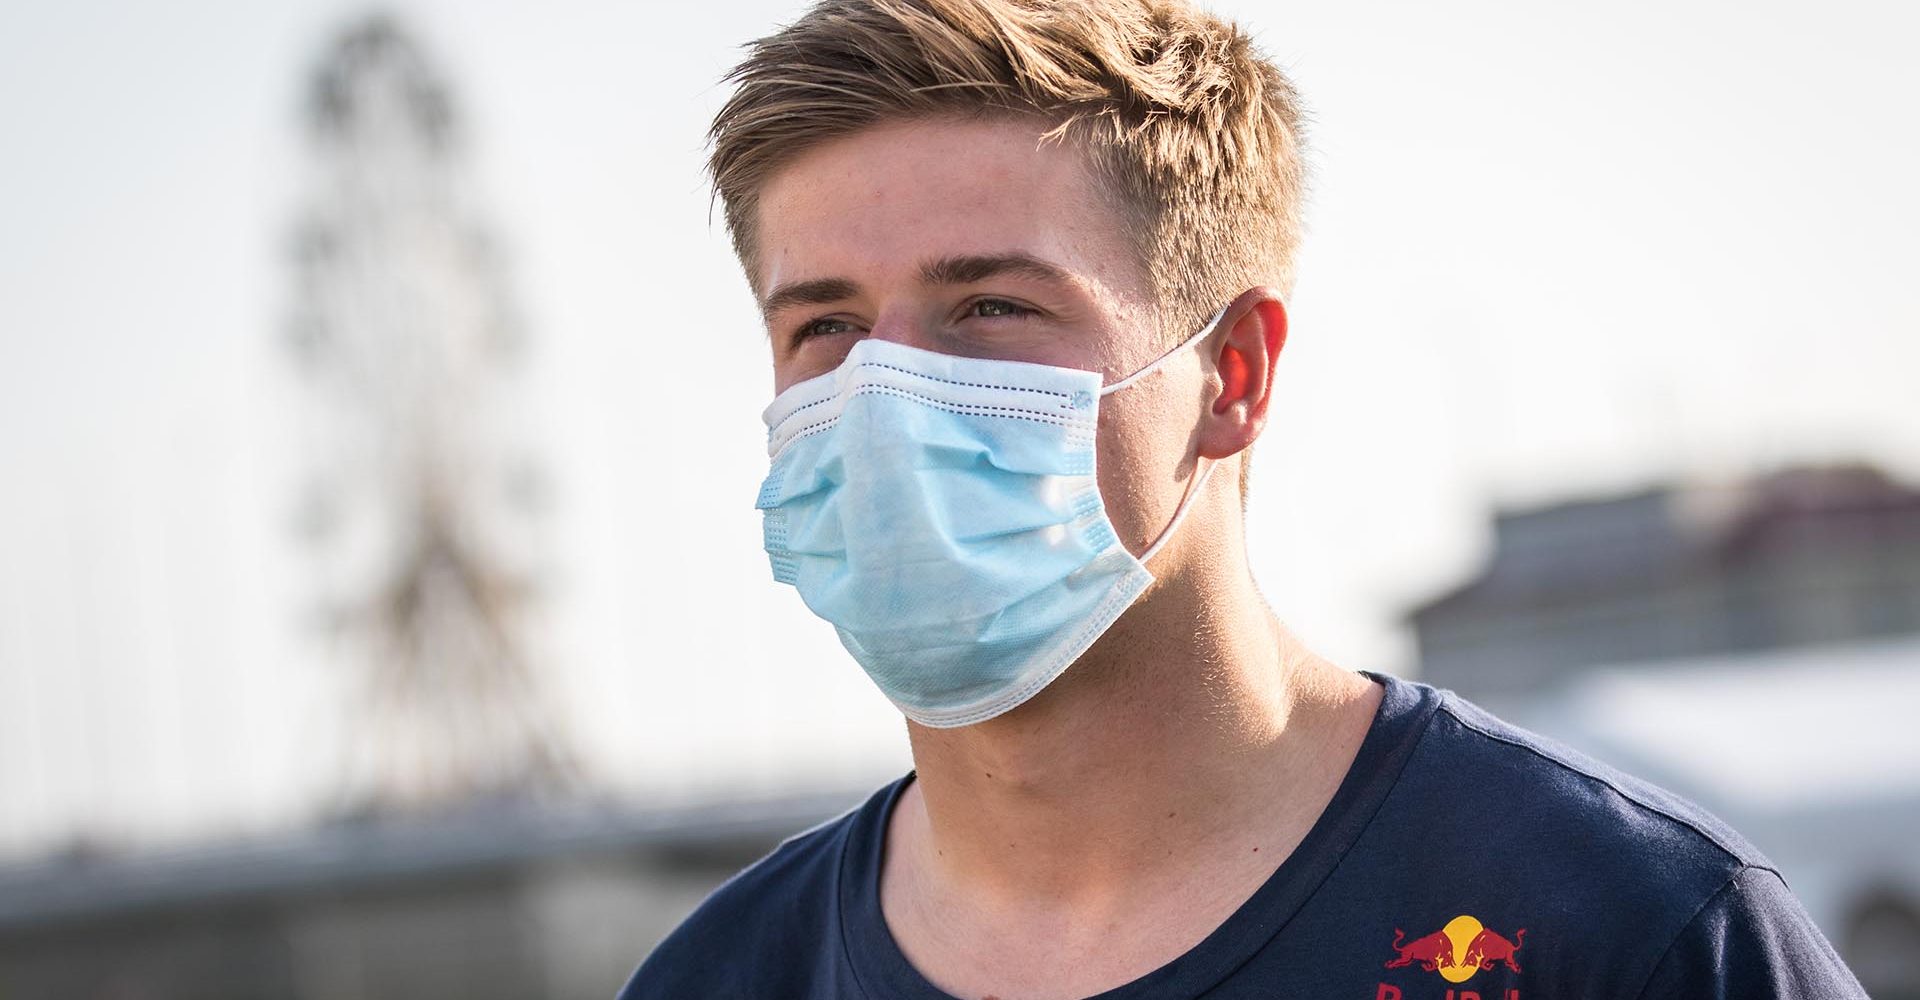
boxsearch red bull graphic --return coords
[1461,926,1525,973]
[1385,928,1457,972]
[1382,914,1526,986]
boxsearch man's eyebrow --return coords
[918,252,1074,288]
[760,277,861,323]
[758,252,1075,324]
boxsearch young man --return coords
[623,1,1867,996]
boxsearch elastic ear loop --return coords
[1097,303,1232,564]
[1098,303,1230,397]
[1139,457,1216,563]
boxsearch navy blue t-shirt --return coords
[620,672,1866,998]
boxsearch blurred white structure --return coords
[285,14,573,814]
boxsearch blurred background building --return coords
[0,1,1915,998]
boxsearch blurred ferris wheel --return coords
[284,14,577,816]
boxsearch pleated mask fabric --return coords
[756,306,1225,727]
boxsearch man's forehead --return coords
[751,118,1151,306]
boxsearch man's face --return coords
[753,116,1221,560]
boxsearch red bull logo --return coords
[1377,914,1525,999]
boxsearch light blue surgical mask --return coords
[756,306,1227,728]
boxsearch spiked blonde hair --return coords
[706,0,1310,343]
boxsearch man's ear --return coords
[1198,287,1288,461]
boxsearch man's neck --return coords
[892,550,1383,914]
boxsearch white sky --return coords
[1,0,1915,858]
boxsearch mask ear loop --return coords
[1098,304,1231,397]
[1138,457,1216,563]
[1098,303,1232,563]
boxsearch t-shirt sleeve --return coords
[1633,864,1867,1000]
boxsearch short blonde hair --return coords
[706,0,1310,343]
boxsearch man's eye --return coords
[969,298,1034,319]
[792,317,857,345]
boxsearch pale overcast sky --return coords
[1,0,1915,857]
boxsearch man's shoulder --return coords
[617,779,897,999]
[1370,680,1779,936]
[1347,681,1871,996]
[1421,687,1770,876]
[673,799,853,927]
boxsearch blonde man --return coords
[622,1,1865,997]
